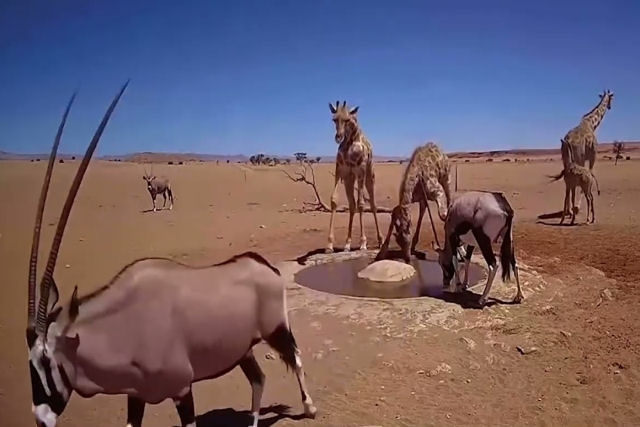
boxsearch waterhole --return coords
[294,255,484,299]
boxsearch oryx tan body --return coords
[51,255,294,403]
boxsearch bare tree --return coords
[281,162,393,213]
[613,141,624,165]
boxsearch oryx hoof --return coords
[513,293,524,304]
[343,242,351,252]
[169,205,173,211]
[304,403,317,419]
[325,245,334,254]
[477,297,487,308]
[359,242,367,251]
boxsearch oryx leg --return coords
[570,187,577,225]
[472,228,498,307]
[126,396,145,427]
[240,350,265,427]
[151,194,157,212]
[162,190,167,208]
[266,326,317,419]
[326,172,341,253]
[462,245,475,289]
[174,389,195,427]
[512,251,523,304]
[356,173,367,250]
[365,165,383,247]
[344,174,356,252]
[167,186,174,210]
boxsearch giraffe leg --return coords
[365,165,383,247]
[344,175,356,252]
[356,173,367,250]
[375,210,396,261]
[411,201,426,254]
[560,187,569,225]
[326,174,341,253]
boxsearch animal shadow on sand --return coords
[184,404,305,427]
[537,210,589,227]
[140,207,170,213]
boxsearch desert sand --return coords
[1,156,639,426]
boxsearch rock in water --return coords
[357,260,416,282]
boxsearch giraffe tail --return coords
[547,168,564,182]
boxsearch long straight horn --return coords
[27,93,76,337]
[35,80,129,335]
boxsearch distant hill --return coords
[2,141,638,162]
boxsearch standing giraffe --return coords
[550,90,613,213]
[375,142,452,263]
[326,100,382,253]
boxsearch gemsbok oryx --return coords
[142,167,174,211]
[434,191,523,307]
[25,83,316,427]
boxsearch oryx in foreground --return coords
[434,191,523,307]
[142,167,174,211]
[26,84,316,427]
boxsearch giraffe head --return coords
[391,205,412,263]
[328,100,359,144]
[599,90,614,110]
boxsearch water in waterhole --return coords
[294,255,484,299]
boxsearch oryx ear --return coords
[329,102,337,114]
[69,286,79,322]
[151,176,156,180]
[349,106,359,115]
[47,278,60,314]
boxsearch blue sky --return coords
[1,0,639,156]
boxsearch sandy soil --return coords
[1,158,639,426]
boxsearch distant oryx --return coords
[142,167,174,211]
[433,191,523,307]
[26,83,316,427]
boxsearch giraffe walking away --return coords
[326,100,382,253]
[550,90,613,214]
[375,142,452,263]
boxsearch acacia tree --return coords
[294,152,307,163]
[613,141,624,165]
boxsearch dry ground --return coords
[1,158,639,426]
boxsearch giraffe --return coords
[375,142,452,263]
[326,100,382,253]
[559,138,601,225]
[550,90,613,214]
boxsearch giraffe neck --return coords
[581,96,608,132]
